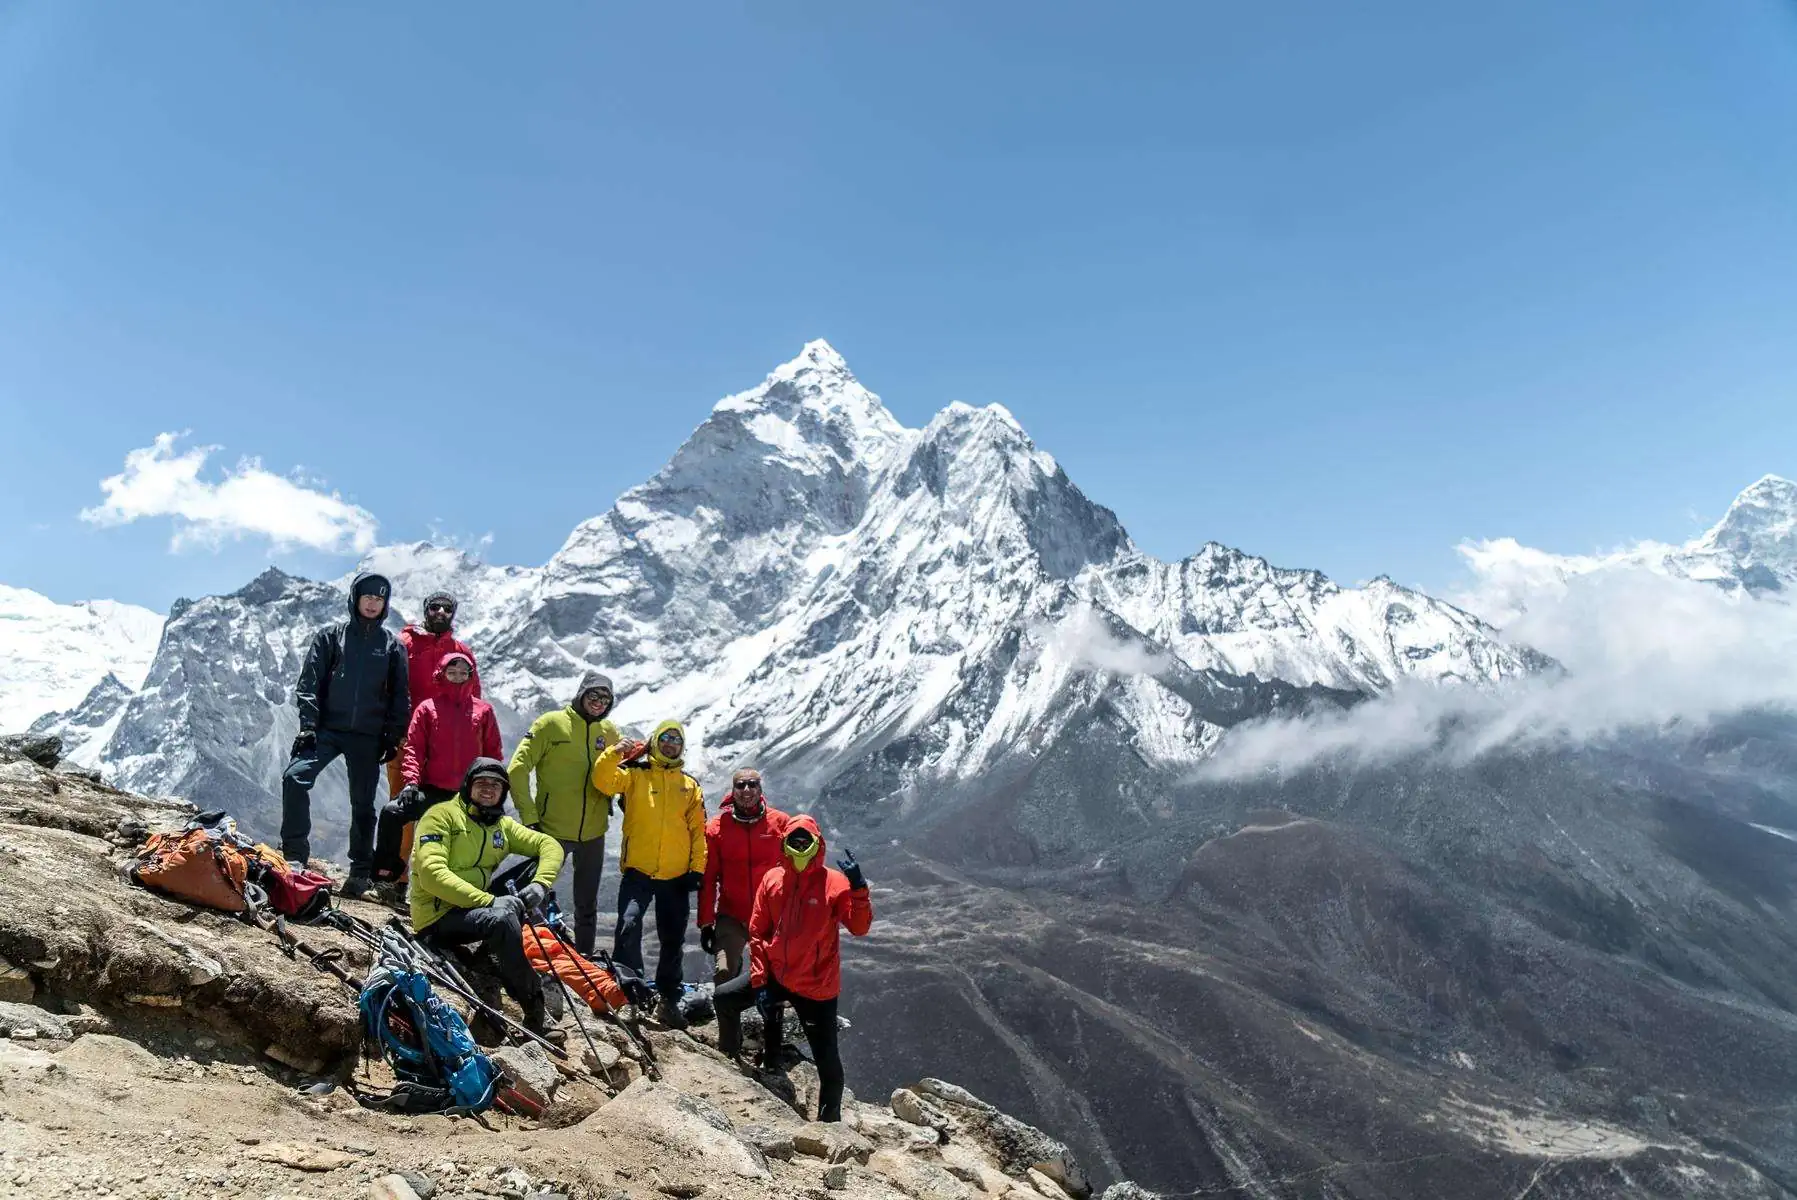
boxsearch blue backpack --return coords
[358,942,497,1117]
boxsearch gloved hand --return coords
[491,894,527,922]
[518,882,549,912]
[290,730,316,759]
[378,739,401,764]
[836,849,867,892]
[699,925,717,956]
[395,784,424,811]
[681,870,704,893]
[615,738,649,763]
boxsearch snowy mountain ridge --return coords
[36,342,1765,846]
[0,585,163,734]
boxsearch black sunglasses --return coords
[784,830,815,849]
[735,780,762,790]
[426,602,456,614]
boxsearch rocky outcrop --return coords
[0,732,61,769]
[0,757,363,1068]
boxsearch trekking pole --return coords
[367,920,569,1060]
[520,913,607,1080]
[242,887,363,996]
[492,879,607,1080]
[543,912,660,1079]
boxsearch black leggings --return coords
[716,969,845,1122]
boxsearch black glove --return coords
[395,784,424,811]
[836,849,867,892]
[290,730,316,759]
[518,882,549,912]
[682,870,704,893]
[491,894,527,922]
[699,925,717,956]
[378,739,400,764]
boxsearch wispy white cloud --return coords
[1199,538,1797,779]
[80,433,379,555]
[1041,604,1174,677]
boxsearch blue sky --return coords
[2,0,1794,613]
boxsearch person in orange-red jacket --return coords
[386,591,481,800]
[371,651,499,888]
[722,814,872,1122]
[698,769,789,1057]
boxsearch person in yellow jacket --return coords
[591,719,706,1028]
[410,757,567,1044]
[507,670,621,955]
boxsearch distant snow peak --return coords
[0,585,163,734]
[1457,474,1797,619]
[1699,473,1796,567]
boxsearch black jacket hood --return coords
[348,572,392,624]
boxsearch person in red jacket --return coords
[726,815,872,1122]
[371,652,500,887]
[385,591,481,801]
[699,769,790,1057]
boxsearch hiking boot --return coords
[339,873,373,900]
[523,1000,567,1048]
[654,995,689,1031]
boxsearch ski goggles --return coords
[783,828,815,852]
[655,730,685,755]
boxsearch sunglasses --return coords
[735,780,762,791]
[426,602,456,614]
[784,831,815,850]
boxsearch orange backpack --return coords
[132,819,252,914]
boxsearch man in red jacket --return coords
[728,815,872,1122]
[371,652,500,888]
[385,591,481,801]
[699,769,789,1057]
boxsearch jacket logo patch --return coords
[492,831,505,849]
[419,834,444,844]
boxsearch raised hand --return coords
[836,849,867,891]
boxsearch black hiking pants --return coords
[371,785,454,882]
[714,974,845,1122]
[613,869,689,1000]
[421,903,542,1011]
[553,836,607,955]
[281,728,381,872]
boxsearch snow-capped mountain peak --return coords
[1697,473,1796,575]
[15,341,1551,850]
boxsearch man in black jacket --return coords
[281,571,409,896]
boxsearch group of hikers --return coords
[278,571,873,1121]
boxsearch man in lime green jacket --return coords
[410,757,566,1043]
[591,719,706,1027]
[507,670,621,954]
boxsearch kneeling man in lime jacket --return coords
[409,757,566,1044]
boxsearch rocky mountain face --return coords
[12,343,1797,1197]
[0,584,162,735]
